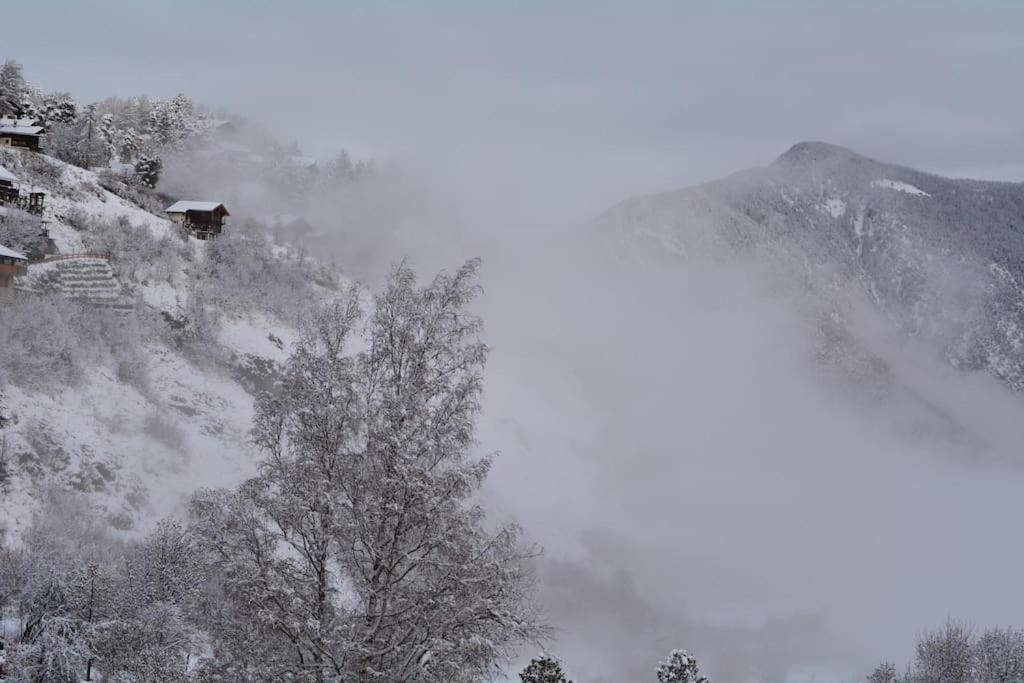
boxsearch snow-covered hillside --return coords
[0,146,323,536]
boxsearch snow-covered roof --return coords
[0,243,27,261]
[0,163,16,183]
[0,117,38,127]
[0,125,44,136]
[165,201,230,215]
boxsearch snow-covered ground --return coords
[218,311,297,364]
[0,147,305,536]
[1,147,174,255]
[1,344,257,536]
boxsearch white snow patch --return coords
[218,313,297,364]
[141,280,185,315]
[0,346,260,537]
[872,178,930,197]
[822,197,846,218]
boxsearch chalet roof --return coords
[0,125,44,136]
[165,201,230,215]
[0,117,39,127]
[0,164,16,183]
[0,243,27,261]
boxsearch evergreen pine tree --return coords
[134,155,162,188]
[15,94,38,122]
[41,93,77,125]
[0,59,26,115]
[656,649,709,683]
[520,655,573,683]
[867,661,898,683]
[118,128,141,163]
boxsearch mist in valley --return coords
[5,2,1024,681]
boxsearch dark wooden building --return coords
[0,124,44,152]
[0,243,28,301]
[165,201,231,240]
[0,163,15,200]
[0,163,45,215]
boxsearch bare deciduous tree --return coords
[189,260,546,682]
[974,627,1024,683]
[914,620,974,683]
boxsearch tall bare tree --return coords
[974,627,1024,683]
[190,260,545,682]
[914,620,974,683]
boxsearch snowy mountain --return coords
[598,141,1024,392]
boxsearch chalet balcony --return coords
[0,187,44,216]
[183,219,225,240]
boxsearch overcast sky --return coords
[4,1,1023,224]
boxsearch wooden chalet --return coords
[0,163,45,215]
[0,163,15,193]
[165,201,230,240]
[0,119,44,152]
[0,243,28,301]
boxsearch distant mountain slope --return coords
[597,142,1024,391]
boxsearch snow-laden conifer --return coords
[519,654,573,683]
[656,649,708,683]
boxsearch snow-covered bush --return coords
[0,297,149,391]
[17,147,65,184]
[0,298,101,388]
[160,285,223,363]
[81,214,187,284]
[9,616,90,683]
[142,411,186,451]
[198,221,318,323]
[0,499,201,682]
[0,207,48,259]
[96,168,166,215]
[656,649,709,683]
[63,206,93,232]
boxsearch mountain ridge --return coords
[597,141,1024,392]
